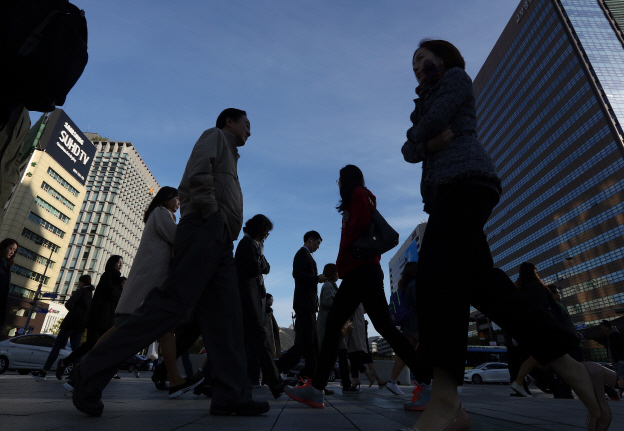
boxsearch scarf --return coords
[244,233,269,282]
[244,232,264,256]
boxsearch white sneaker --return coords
[511,381,529,397]
[386,380,404,395]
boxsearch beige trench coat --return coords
[115,206,176,315]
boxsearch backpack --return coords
[388,289,409,326]
[1,0,88,112]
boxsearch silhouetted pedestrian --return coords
[235,214,285,398]
[284,165,419,408]
[0,238,18,333]
[31,275,94,380]
[59,255,123,382]
[277,231,326,383]
[317,264,350,391]
[71,109,268,418]
[398,39,615,431]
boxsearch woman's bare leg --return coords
[412,354,604,430]
[390,357,406,382]
[160,330,185,387]
[367,362,386,386]
[391,336,417,382]
[412,367,460,431]
[513,355,538,386]
[549,354,600,417]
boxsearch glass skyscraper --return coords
[53,136,159,302]
[474,0,624,359]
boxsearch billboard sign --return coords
[405,239,419,263]
[38,109,95,185]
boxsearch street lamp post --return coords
[21,243,54,335]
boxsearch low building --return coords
[0,110,95,338]
[40,301,69,334]
[388,223,426,293]
[370,336,394,357]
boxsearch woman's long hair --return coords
[0,238,18,268]
[398,261,418,291]
[515,262,547,291]
[144,186,178,223]
[104,255,123,273]
[336,164,365,214]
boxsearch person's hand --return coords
[319,274,328,283]
[426,127,454,153]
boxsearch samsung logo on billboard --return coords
[38,109,96,186]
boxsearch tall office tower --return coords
[0,110,95,338]
[603,0,624,31]
[53,135,159,303]
[473,0,624,359]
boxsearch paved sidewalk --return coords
[0,372,623,430]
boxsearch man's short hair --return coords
[216,108,247,129]
[304,230,322,243]
[266,293,273,299]
[601,320,612,329]
[78,274,91,285]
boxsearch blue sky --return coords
[31,0,520,334]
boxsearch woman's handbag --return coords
[352,198,400,259]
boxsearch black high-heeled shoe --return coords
[343,383,360,392]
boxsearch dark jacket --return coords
[607,328,624,363]
[265,305,281,358]
[0,259,11,327]
[235,234,270,298]
[86,270,122,331]
[335,187,381,278]
[521,281,551,310]
[292,247,319,312]
[401,67,501,212]
[60,285,94,332]
[178,128,243,241]
[523,281,576,340]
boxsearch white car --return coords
[464,362,510,384]
[0,334,73,375]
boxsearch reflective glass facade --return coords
[54,139,159,300]
[560,0,624,130]
[474,0,624,358]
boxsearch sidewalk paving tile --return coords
[1,373,623,431]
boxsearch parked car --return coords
[277,354,341,382]
[0,334,73,375]
[463,362,510,384]
[119,355,155,373]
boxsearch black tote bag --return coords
[352,203,399,260]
